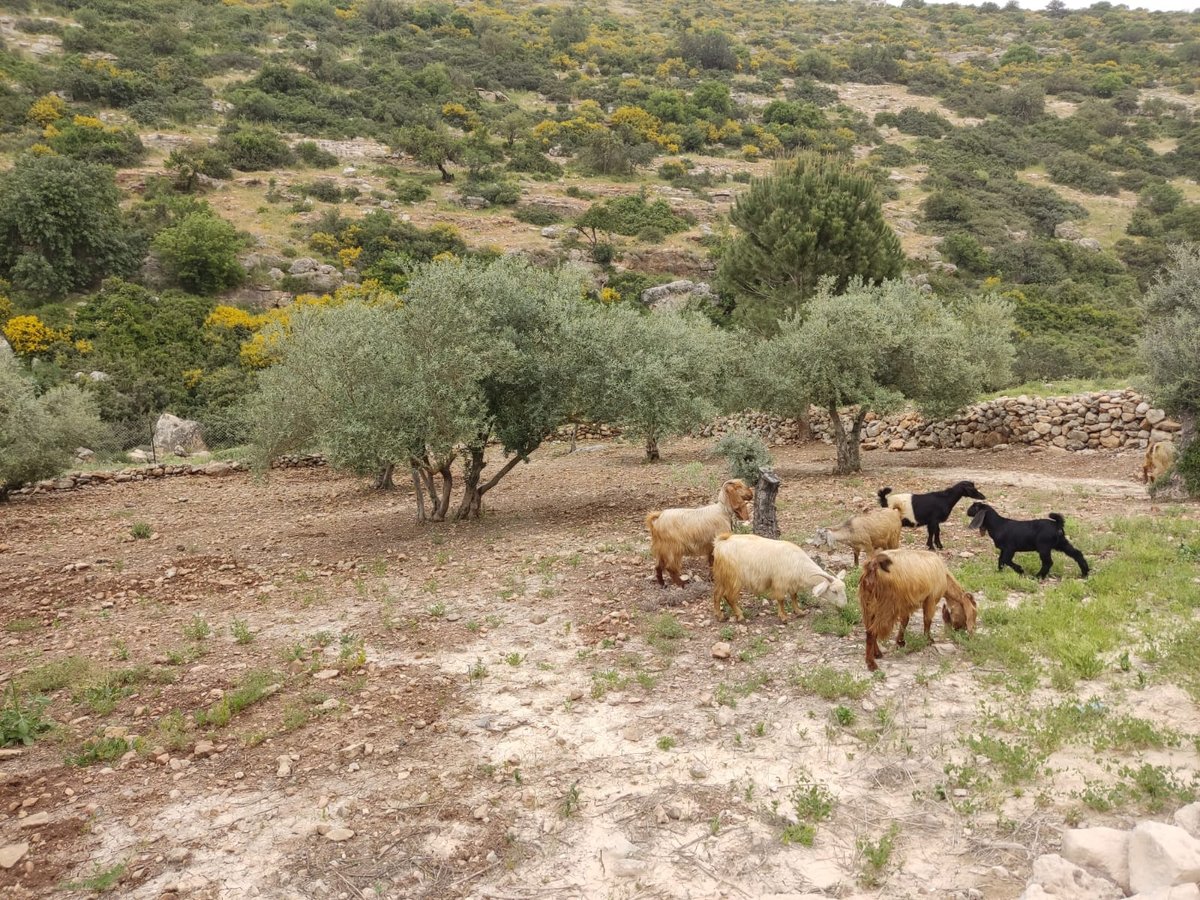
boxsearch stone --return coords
[1175,803,1200,840]
[0,843,29,869]
[1055,221,1084,240]
[716,707,735,726]
[193,740,215,758]
[540,226,560,238]
[18,812,49,828]
[1127,886,1200,900]
[1076,237,1102,252]
[689,761,709,780]
[710,642,731,659]
[1018,854,1123,900]
[640,280,717,313]
[324,826,355,842]
[1061,826,1130,892]
[1147,409,1166,425]
[1129,822,1200,893]
[276,755,292,777]
[154,413,207,455]
[289,257,318,275]
[74,447,94,462]
[461,195,489,209]
[128,448,149,463]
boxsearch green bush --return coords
[712,432,772,484]
[47,120,145,166]
[152,210,245,294]
[294,141,338,167]
[302,179,344,203]
[636,225,666,243]
[513,205,562,226]
[1046,151,1121,195]
[393,180,431,203]
[218,127,293,171]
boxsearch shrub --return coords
[941,233,991,273]
[393,180,430,203]
[218,127,293,171]
[513,205,562,226]
[712,432,772,484]
[294,141,338,167]
[152,211,246,294]
[46,117,145,166]
[470,180,521,206]
[1046,151,1120,195]
[302,179,344,203]
[637,225,666,243]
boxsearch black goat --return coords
[966,502,1089,579]
[878,481,986,551]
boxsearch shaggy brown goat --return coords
[646,479,753,587]
[1142,441,1176,484]
[858,549,977,672]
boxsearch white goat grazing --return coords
[816,507,903,566]
[711,532,847,623]
[646,479,754,587]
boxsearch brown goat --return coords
[646,479,754,587]
[1142,440,1176,484]
[858,549,977,672]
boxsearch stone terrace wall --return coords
[699,390,1182,452]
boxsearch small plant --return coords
[784,772,835,844]
[0,685,52,747]
[793,665,871,700]
[338,633,366,672]
[780,822,816,846]
[719,625,735,642]
[560,781,581,817]
[152,710,189,751]
[311,631,335,648]
[130,522,153,539]
[281,643,308,663]
[833,705,856,727]
[505,652,524,667]
[709,813,722,835]
[183,616,210,641]
[64,862,127,893]
[752,721,766,737]
[230,619,254,645]
[656,735,676,751]
[71,735,139,766]
[428,601,446,618]
[468,658,488,682]
[857,824,900,887]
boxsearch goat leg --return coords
[865,631,880,671]
[1036,550,1054,580]
[895,615,909,647]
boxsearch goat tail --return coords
[645,511,662,533]
[1048,513,1065,530]
[713,531,734,544]
[877,487,893,508]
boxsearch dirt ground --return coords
[0,438,1188,899]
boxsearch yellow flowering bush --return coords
[3,315,63,357]
[27,94,66,126]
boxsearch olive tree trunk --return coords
[645,434,660,462]
[374,463,395,490]
[829,405,869,475]
[753,470,780,539]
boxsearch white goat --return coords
[816,507,903,566]
[646,479,754,587]
[711,532,847,623]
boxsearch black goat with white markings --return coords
[966,502,1089,580]
[877,481,986,551]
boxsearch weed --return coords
[19,656,92,694]
[194,670,279,729]
[71,735,139,766]
[64,861,127,892]
[311,631,335,648]
[79,678,133,716]
[0,685,52,747]
[780,823,816,846]
[468,658,488,682]
[152,710,189,751]
[857,824,900,887]
[635,671,657,691]
[591,669,629,699]
[5,618,39,633]
[466,620,481,633]
[112,640,129,661]
[230,619,255,644]
[645,613,687,654]
[752,721,766,737]
[709,813,722,835]
[281,703,310,732]
[832,705,856,727]
[281,643,308,663]
[338,633,366,672]
[719,625,735,641]
[560,781,581,818]
[130,522,152,539]
[656,735,676,751]
[183,616,211,641]
[428,601,446,618]
[790,774,835,824]
[505,652,524,667]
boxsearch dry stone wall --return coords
[700,390,1181,452]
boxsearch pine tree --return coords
[718,154,903,333]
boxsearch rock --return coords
[128,448,149,463]
[276,755,292,777]
[716,707,735,726]
[18,812,50,828]
[74,447,94,462]
[313,669,339,680]
[1175,802,1200,839]
[640,279,717,312]
[460,195,489,209]
[1147,409,1167,425]
[1127,886,1200,900]
[688,761,709,780]
[0,843,29,869]
[193,740,215,758]
[289,257,319,275]
[1019,854,1123,900]
[324,826,355,842]
[154,413,207,455]
[1055,221,1084,240]
[710,642,731,659]
[1076,237,1102,251]
[1061,826,1131,892]
[540,226,560,238]
[198,461,238,477]
[473,804,490,821]
[1129,822,1200,893]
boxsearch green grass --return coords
[18,656,93,693]
[656,735,676,751]
[63,861,127,892]
[857,824,900,887]
[793,665,871,700]
[230,619,255,644]
[645,613,687,654]
[130,522,152,539]
[4,618,40,633]
[779,772,835,846]
[70,736,140,767]
[194,670,279,729]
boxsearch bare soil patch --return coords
[0,438,1195,899]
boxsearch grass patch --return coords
[591,669,629,699]
[194,670,279,729]
[793,665,871,700]
[63,861,126,892]
[130,522,152,539]
[19,656,93,693]
[1079,763,1198,814]
[70,735,140,767]
[4,618,39,633]
[779,772,835,846]
[151,710,190,751]
[230,619,254,644]
[857,824,900,887]
[812,601,862,637]
[645,613,687,654]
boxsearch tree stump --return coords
[753,470,780,539]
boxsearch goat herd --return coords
[646,478,1091,672]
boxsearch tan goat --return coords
[646,479,753,587]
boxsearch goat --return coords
[646,479,753,588]
[878,480,986,550]
[711,533,846,623]
[816,507,903,566]
[966,502,1089,580]
[858,549,977,672]
[1142,440,1176,484]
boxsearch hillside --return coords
[1,0,1199,439]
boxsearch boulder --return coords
[1076,238,1103,252]
[0,337,12,360]
[1127,886,1200,900]
[128,449,149,463]
[1055,221,1084,240]
[639,279,717,312]
[289,257,319,275]
[1061,827,1131,892]
[1175,803,1200,840]
[74,447,95,462]
[154,413,207,455]
[1019,854,1123,900]
[1129,822,1200,893]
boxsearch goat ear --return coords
[834,569,846,582]
[812,581,829,598]
[969,509,987,531]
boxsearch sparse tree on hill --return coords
[718,154,904,334]
[762,279,1013,474]
[396,123,463,182]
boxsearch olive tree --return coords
[1140,243,1200,492]
[1,356,107,500]
[581,306,730,461]
[250,257,596,521]
[764,279,1013,474]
